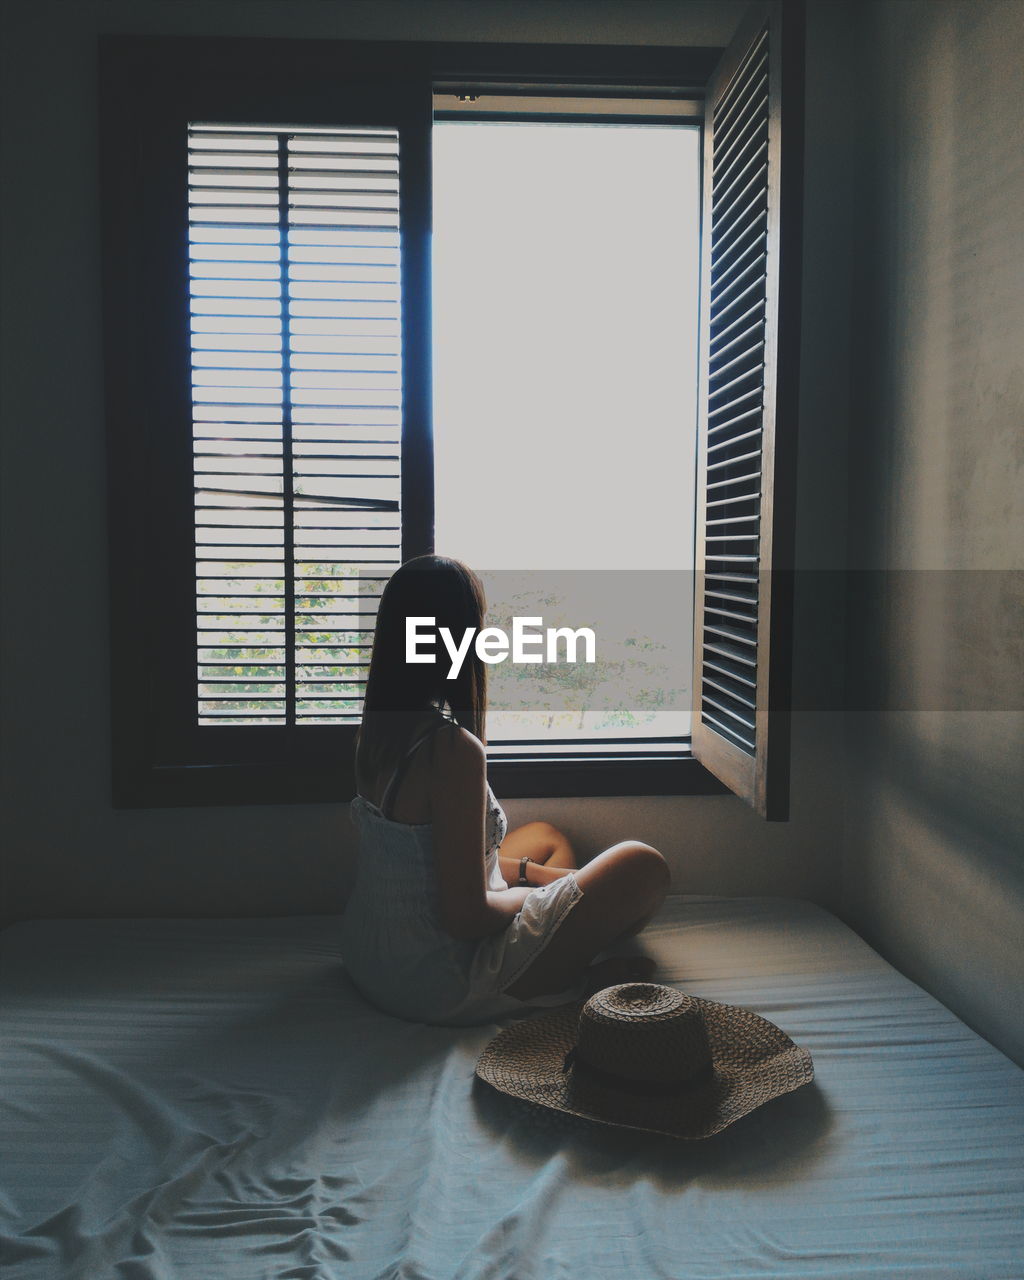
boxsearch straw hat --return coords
[476,982,814,1139]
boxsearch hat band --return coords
[563,1048,714,1098]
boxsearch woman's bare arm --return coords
[497,857,574,889]
[430,726,534,941]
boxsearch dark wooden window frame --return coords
[98,33,768,808]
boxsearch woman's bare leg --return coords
[502,841,670,1001]
[498,821,577,884]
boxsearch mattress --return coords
[2,896,1022,1279]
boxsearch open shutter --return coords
[692,1,803,818]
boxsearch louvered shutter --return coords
[188,125,403,726]
[692,1,803,818]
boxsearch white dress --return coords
[341,731,584,1026]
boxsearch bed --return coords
[2,895,1023,1279]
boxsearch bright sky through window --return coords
[432,121,699,742]
[432,121,701,572]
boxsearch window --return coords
[431,112,699,757]
[100,5,802,812]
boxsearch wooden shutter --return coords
[692,1,803,818]
[188,124,403,727]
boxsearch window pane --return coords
[432,121,700,741]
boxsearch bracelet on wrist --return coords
[518,855,531,886]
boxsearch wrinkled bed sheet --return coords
[2,896,1023,1280]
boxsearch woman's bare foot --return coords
[584,954,657,996]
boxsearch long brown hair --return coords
[356,555,488,792]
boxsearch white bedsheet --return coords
[2,896,1022,1279]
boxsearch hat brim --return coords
[476,994,814,1140]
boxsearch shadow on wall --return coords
[844,707,1024,1065]
[842,0,1024,1066]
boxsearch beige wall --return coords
[842,0,1024,1064]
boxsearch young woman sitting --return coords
[341,556,670,1025]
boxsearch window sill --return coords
[489,753,728,799]
[114,753,726,808]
